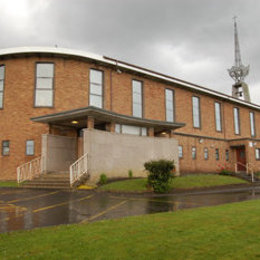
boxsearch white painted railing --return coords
[17,156,43,183]
[69,153,88,187]
[234,162,255,182]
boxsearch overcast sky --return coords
[0,0,259,104]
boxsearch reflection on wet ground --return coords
[1,186,260,233]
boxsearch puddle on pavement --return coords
[0,187,260,233]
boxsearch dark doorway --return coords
[236,147,246,171]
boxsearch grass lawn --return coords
[99,174,247,192]
[1,199,260,259]
[0,181,18,187]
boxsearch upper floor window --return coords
[165,89,174,122]
[215,102,222,132]
[192,96,200,128]
[233,107,240,135]
[35,63,54,107]
[89,69,103,108]
[0,65,5,109]
[132,80,143,118]
[2,140,9,156]
[26,140,35,156]
[250,112,256,137]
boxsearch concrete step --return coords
[21,172,71,189]
[26,180,70,185]
[22,183,71,189]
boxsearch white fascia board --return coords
[0,46,259,110]
[112,61,260,110]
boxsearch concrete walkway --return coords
[0,186,260,233]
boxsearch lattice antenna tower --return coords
[228,16,251,102]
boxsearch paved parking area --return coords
[1,187,260,233]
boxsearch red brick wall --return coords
[0,54,260,180]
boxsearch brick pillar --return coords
[169,130,175,138]
[148,127,154,137]
[105,122,115,132]
[87,116,95,129]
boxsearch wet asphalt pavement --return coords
[1,186,260,233]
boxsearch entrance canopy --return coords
[31,106,185,134]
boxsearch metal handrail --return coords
[17,156,43,183]
[69,153,88,187]
[234,162,255,182]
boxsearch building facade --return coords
[0,47,260,182]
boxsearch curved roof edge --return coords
[0,46,259,111]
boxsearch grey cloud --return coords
[0,0,259,103]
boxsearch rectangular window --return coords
[192,96,200,128]
[204,147,209,160]
[89,69,103,108]
[165,89,174,122]
[2,140,9,156]
[35,63,54,107]
[0,65,5,109]
[141,127,147,136]
[233,107,240,135]
[115,124,147,136]
[225,149,229,161]
[192,147,196,159]
[178,146,183,158]
[26,140,35,156]
[250,112,256,137]
[215,148,219,161]
[256,148,260,160]
[132,80,143,118]
[215,102,222,132]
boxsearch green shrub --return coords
[128,170,133,179]
[144,159,175,193]
[219,169,231,175]
[99,173,108,185]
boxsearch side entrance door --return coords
[236,147,246,171]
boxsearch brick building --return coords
[0,47,259,184]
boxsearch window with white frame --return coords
[0,65,5,109]
[192,96,200,128]
[132,80,143,118]
[204,147,209,160]
[233,107,240,135]
[89,69,103,108]
[215,148,219,160]
[215,102,222,132]
[2,140,9,156]
[250,112,256,137]
[35,63,54,107]
[192,147,196,159]
[115,123,147,136]
[178,146,183,158]
[26,140,35,156]
[165,89,174,122]
[256,148,260,160]
[225,149,229,161]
